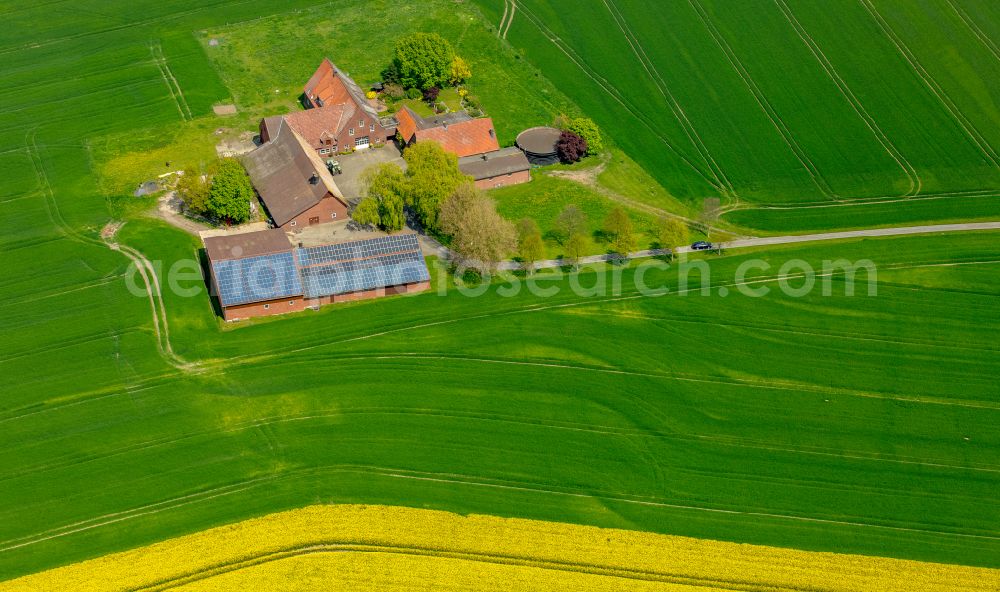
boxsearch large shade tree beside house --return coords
[403,141,471,230]
[385,32,469,90]
[360,163,408,231]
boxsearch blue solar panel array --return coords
[300,250,430,298]
[297,234,422,267]
[211,234,428,307]
[212,252,303,307]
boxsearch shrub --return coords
[405,87,422,100]
[176,169,209,215]
[365,90,377,100]
[556,131,588,163]
[383,83,405,100]
[566,117,603,154]
[422,86,440,103]
[449,56,472,85]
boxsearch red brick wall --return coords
[222,296,311,321]
[475,169,531,191]
[332,115,393,153]
[282,195,349,230]
[220,281,430,321]
[332,281,430,303]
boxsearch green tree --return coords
[208,158,254,224]
[362,163,407,231]
[449,56,472,85]
[403,141,470,230]
[518,229,546,272]
[352,197,381,227]
[439,183,516,271]
[564,232,589,268]
[656,216,689,254]
[392,32,455,90]
[516,217,541,242]
[176,168,209,215]
[553,204,587,244]
[566,117,603,154]
[604,207,635,255]
[379,192,406,232]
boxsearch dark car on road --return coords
[690,241,714,251]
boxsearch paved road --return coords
[492,221,1000,271]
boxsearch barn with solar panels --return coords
[203,229,430,321]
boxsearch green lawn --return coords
[3,0,1000,584]
[492,172,659,257]
[396,88,464,118]
[471,0,1000,211]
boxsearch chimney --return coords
[309,172,319,185]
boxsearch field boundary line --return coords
[772,0,920,197]
[131,544,790,592]
[510,1,727,193]
[602,0,736,200]
[685,0,838,201]
[858,0,1000,169]
[6,462,1000,557]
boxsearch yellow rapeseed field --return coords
[1,505,997,591]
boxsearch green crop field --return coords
[472,0,1000,230]
[2,0,1000,585]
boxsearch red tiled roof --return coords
[395,107,419,143]
[283,103,355,147]
[415,117,500,158]
[303,58,379,119]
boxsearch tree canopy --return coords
[208,158,254,224]
[403,141,471,230]
[656,216,690,252]
[439,183,516,271]
[553,204,587,244]
[351,197,381,228]
[361,163,407,231]
[390,33,456,90]
[564,232,590,268]
[603,207,636,255]
[517,219,546,272]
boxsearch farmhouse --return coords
[395,106,500,158]
[204,229,430,321]
[244,118,349,229]
[259,58,397,155]
[458,147,531,190]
